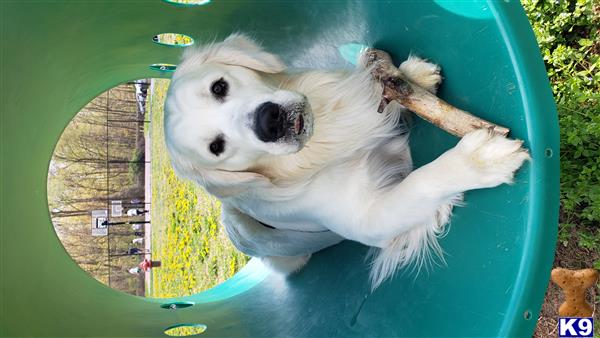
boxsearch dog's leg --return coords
[221,205,344,273]
[362,129,527,245]
[398,55,442,94]
[337,129,528,288]
[367,194,462,289]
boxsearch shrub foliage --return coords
[522,0,599,246]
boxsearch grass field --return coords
[146,79,249,298]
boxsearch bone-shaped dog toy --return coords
[551,267,599,317]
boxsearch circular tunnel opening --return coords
[149,64,178,73]
[164,324,207,336]
[163,0,211,6]
[47,78,249,298]
[153,33,194,47]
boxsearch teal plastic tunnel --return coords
[1,1,559,337]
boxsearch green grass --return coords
[146,79,249,298]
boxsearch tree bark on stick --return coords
[364,49,510,138]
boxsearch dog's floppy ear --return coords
[168,153,270,198]
[179,33,286,74]
[199,169,270,198]
[217,33,286,73]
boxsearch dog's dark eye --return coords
[209,136,225,156]
[210,78,228,99]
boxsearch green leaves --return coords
[578,38,593,48]
[522,0,598,101]
[558,98,600,227]
[523,0,599,248]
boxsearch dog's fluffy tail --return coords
[368,194,463,290]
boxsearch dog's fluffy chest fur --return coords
[226,69,412,233]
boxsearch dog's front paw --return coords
[399,55,442,94]
[453,129,530,189]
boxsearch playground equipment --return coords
[0,1,558,337]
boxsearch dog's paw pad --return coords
[399,55,442,94]
[456,129,530,188]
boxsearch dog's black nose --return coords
[253,102,286,142]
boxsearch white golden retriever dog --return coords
[164,34,529,289]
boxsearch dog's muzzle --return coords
[253,100,312,144]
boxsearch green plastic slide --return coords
[0,1,558,337]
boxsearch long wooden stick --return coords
[364,49,510,137]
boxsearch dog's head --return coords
[164,34,314,196]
